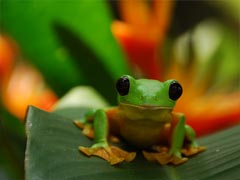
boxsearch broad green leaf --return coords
[1,0,129,100]
[26,106,240,180]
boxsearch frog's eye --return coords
[169,81,182,100]
[116,76,130,96]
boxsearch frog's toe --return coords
[79,146,136,165]
[79,146,108,158]
[171,155,188,165]
[143,151,188,165]
[152,145,169,153]
[82,127,94,139]
[181,146,206,156]
[143,151,171,165]
[74,120,85,129]
[110,146,136,162]
[109,135,121,143]
[74,121,94,139]
[79,146,124,165]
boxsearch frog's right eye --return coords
[169,81,182,101]
[116,76,130,96]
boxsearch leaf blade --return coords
[25,106,240,180]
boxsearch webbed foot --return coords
[79,143,136,165]
[143,150,188,165]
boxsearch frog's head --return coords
[116,75,182,111]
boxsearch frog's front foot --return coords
[79,143,136,165]
[143,150,188,165]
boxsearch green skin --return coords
[79,75,199,163]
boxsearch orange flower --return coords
[0,36,58,120]
[112,0,240,136]
[165,61,240,136]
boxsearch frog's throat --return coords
[119,103,173,111]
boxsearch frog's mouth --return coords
[119,103,173,122]
[119,103,173,111]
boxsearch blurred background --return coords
[0,0,239,179]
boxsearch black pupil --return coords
[169,81,182,100]
[116,76,130,96]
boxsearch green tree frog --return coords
[74,75,205,165]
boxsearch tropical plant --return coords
[0,0,239,179]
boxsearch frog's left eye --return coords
[169,81,182,100]
[116,76,130,96]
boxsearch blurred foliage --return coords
[0,105,25,180]
[0,0,239,179]
[1,0,130,103]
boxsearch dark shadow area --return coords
[0,111,26,180]
[169,1,236,36]
[54,23,117,105]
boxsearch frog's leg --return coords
[143,113,187,165]
[143,113,205,165]
[181,125,206,156]
[79,109,136,165]
[167,113,188,164]
[74,108,122,142]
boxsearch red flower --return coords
[112,0,240,136]
[112,0,174,80]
